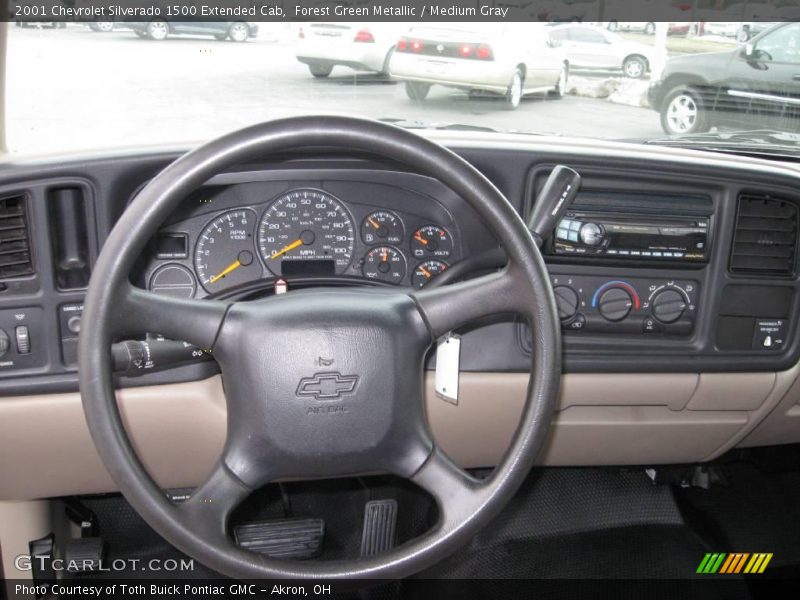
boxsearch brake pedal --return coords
[234,518,324,559]
[360,499,397,557]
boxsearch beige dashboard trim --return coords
[0,367,798,501]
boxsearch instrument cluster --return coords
[146,186,460,298]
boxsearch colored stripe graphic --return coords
[698,553,773,574]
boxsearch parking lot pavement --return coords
[5,25,663,154]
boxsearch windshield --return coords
[6,10,800,156]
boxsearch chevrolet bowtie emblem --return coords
[296,372,359,400]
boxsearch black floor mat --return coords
[676,455,800,584]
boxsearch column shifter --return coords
[426,165,581,288]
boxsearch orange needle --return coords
[414,233,428,246]
[209,259,241,284]
[382,248,388,262]
[419,266,432,278]
[269,238,303,260]
[368,217,381,229]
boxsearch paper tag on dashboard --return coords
[435,333,461,405]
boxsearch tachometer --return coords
[258,190,355,276]
[195,210,258,292]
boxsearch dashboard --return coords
[2,131,800,496]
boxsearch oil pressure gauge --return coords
[362,246,406,284]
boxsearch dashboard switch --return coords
[0,329,9,357]
[15,326,30,354]
[597,287,633,322]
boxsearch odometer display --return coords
[258,190,355,276]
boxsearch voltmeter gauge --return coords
[412,260,448,288]
[411,225,453,259]
[362,246,406,284]
[361,211,404,245]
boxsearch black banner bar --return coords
[6,0,800,23]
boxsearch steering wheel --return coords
[79,116,561,579]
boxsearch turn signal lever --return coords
[111,339,212,376]
[426,165,581,288]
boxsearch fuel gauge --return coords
[361,211,404,245]
[412,260,448,288]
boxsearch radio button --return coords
[579,222,603,246]
[557,227,569,240]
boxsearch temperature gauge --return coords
[411,225,453,259]
[412,260,448,288]
[361,211,404,245]
[362,246,407,284]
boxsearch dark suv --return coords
[648,22,800,135]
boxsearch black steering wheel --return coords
[79,116,561,580]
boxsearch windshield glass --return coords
[7,9,800,155]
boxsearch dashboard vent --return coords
[0,195,34,280]
[730,194,798,276]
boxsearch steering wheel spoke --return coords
[176,458,253,542]
[411,446,483,527]
[114,283,229,349]
[412,266,526,338]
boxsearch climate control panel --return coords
[550,274,698,336]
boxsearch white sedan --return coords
[548,23,654,79]
[389,24,568,110]
[295,23,409,78]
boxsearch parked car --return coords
[389,24,568,110]
[605,21,657,35]
[648,22,798,135]
[129,20,258,42]
[295,23,408,78]
[549,23,653,78]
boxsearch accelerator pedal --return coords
[64,537,105,573]
[360,499,398,557]
[234,518,324,559]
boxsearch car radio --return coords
[551,211,710,262]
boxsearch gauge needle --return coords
[419,266,432,279]
[414,234,429,246]
[368,217,381,230]
[382,248,388,262]
[209,259,241,284]
[270,238,303,260]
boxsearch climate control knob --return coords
[598,287,633,322]
[553,285,580,320]
[651,289,687,324]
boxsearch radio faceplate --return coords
[552,211,710,262]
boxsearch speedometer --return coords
[258,190,355,276]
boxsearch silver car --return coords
[549,24,655,79]
[389,24,568,110]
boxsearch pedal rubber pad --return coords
[234,518,324,559]
[360,499,398,557]
[64,537,105,573]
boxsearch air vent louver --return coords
[0,195,34,280]
[730,194,798,276]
